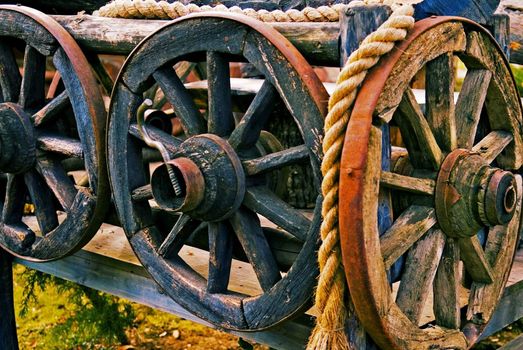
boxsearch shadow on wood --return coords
[0,249,18,350]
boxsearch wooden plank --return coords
[472,130,513,164]
[380,171,435,195]
[459,236,494,284]
[52,15,340,66]
[498,0,523,64]
[433,238,460,329]
[0,250,18,350]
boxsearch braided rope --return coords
[307,4,414,349]
[95,0,346,21]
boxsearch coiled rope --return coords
[307,4,414,349]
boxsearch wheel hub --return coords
[435,149,517,238]
[0,103,36,174]
[151,134,245,221]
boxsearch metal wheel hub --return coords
[0,103,36,174]
[435,149,517,238]
[151,134,245,221]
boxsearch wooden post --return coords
[488,14,511,59]
[0,249,18,350]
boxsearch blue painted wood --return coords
[0,249,18,350]
[414,0,500,24]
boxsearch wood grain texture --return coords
[498,0,523,64]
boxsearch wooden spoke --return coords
[471,130,513,164]
[131,184,153,202]
[228,81,277,150]
[36,156,77,210]
[456,69,492,149]
[32,91,69,127]
[19,45,46,110]
[433,238,461,329]
[0,42,22,102]
[459,236,494,284]
[2,223,35,249]
[380,205,437,269]
[396,88,443,170]
[396,229,445,325]
[24,169,59,235]
[129,123,182,155]
[153,66,205,135]
[242,144,309,176]
[207,221,233,293]
[243,186,310,241]
[2,174,25,224]
[37,133,83,159]
[380,171,435,195]
[229,208,281,292]
[206,51,233,136]
[158,214,199,258]
[426,53,457,152]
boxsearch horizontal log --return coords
[52,15,340,66]
[498,0,523,64]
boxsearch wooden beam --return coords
[51,15,340,66]
[498,0,523,64]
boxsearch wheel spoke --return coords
[19,45,46,110]
[456,69,492,149]
[32,90,69,127]
[2,174,25,224]
[471,130,513,164]
[0,41,22,102]
[229,208,281,292]
[206,52,233,136]
[396,228,445,325]
[37,133,83,159]
[243,186,310,241]
[396,88,443,170]
[380,171,435,196]
[131,184,153,202]
[380,205,437,269]
[426,53,457,152]
[153,66,205,135]
[242,144,309,176]
[129,123,182,155]
[433,238,461,329]
[1,223,35,249]
[228,80,277,150]
[158,214,199,258]
[36,156,77,210]
[459,236,494,284]
[24,169,58,235]
[207,221,233,294]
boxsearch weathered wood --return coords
[157,214,200,258]
[36,156,77,210]
[489,13,511,59]
[498,0,523,64]
[207,222,234,294]
[380,171,435,195]
[0,42,21,103]
[456,69,492,149]
[0,249,18,350]
[52,15,340,66]
[380,205,437,269]
[19,45,46,110]
[242,144,309,176]
[24,169,59,235]
[414,0,500,24]
[459,236,494,284]
[426,53,456,152]
[433,238,461,329]
[472,130,513,164]
[396,88,443,170]
[339,4,391,65]
[243,186,310,241]
[396,228,445,325]
[206,51,233,137]
[36,133,84,159]
[499,335,523,350]
[32,90,70,127]
[128,123,182,156]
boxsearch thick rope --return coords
[307,4,414,349]
[95,0,346,21]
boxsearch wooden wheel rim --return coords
[107,13,328,330]
[0,6,108,261]
[339,17,523,350]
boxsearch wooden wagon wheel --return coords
[107,13,328,330]
[0,6,108,261]
[339,17,523,350]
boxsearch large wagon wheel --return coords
[107,13,328,330]
[339,17,523,349]
[0,6,108,261]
